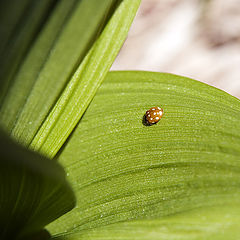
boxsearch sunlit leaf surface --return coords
[54,204,240,240]
[30,0,141,159]
[47,71,240,239]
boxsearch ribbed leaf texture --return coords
[47,71,240,239]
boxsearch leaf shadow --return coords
[142,113,154,127]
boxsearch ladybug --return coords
[145,107,163,125]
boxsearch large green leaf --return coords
[0,130,75,239]
[47,71,240,238]
[0,0,123,145]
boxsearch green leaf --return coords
[0,129,75,239]
[52,204,240,240]
[0,0,78,131]
[0,0,30,54]
[0,0,123,146]
[0,0,58,103]
[47,71,240,238]
[29,0,141,158]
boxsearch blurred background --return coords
[112,0,240,98]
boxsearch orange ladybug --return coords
[145,107,163,124]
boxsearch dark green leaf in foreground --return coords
[0,0,58,104]
[0,130,75,240]
[47,71,240,239]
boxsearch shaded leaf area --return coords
[47,71,240,238]
[29,0,141,158]
[0,0,58,103]
[54,204,240,240]
[0,0,122,146]
[0,130,75,240]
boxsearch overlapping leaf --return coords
[47,71,240,239]
[0,130,75,240]
[29,0,141,158]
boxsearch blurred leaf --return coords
[0,0,29,53]
[0,0,122,145]
[0,130,75,239]
[29,0,141,158]
[47,71,240,238]
[0,0,77,131]
[0,0,58,103]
